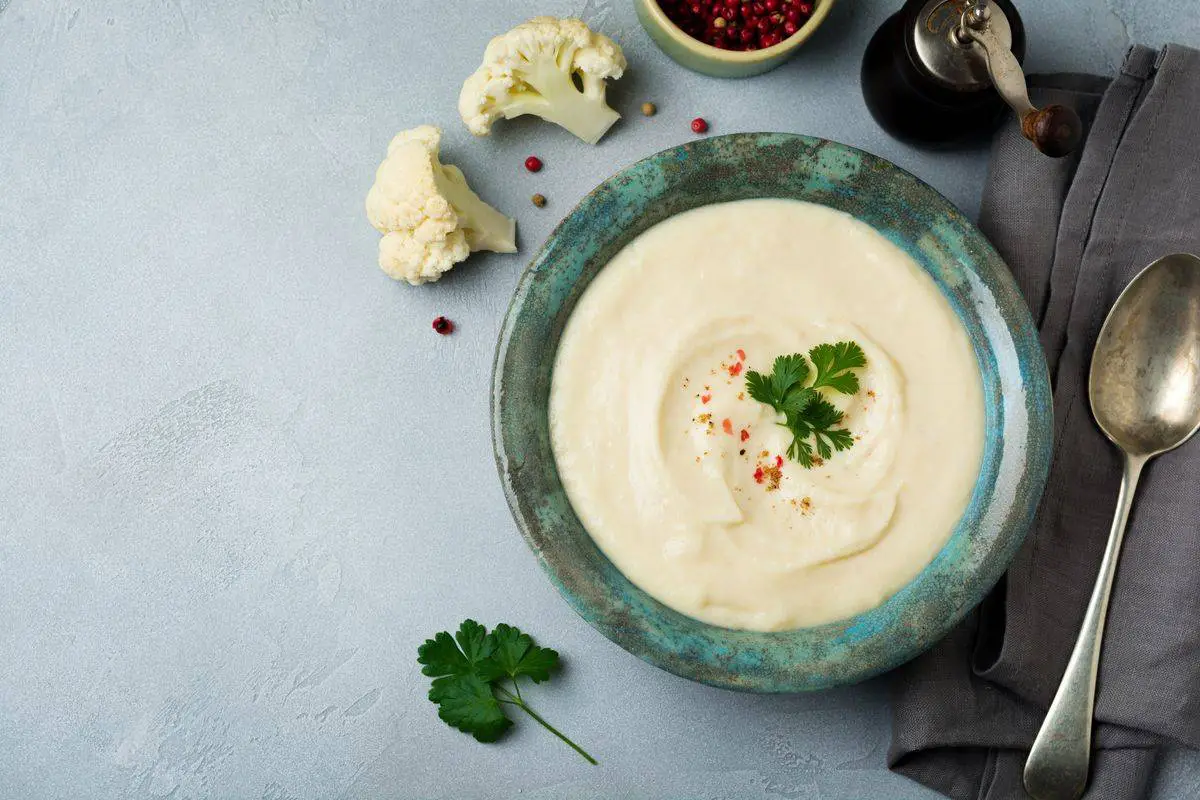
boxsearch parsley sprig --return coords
[745,342,867,468]
[418,620,597,764]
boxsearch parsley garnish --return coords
[744,341,866,468]
[418,620,597,764]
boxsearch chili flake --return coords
[722,418,733,435]
[701,393,712,404]
[736,349,746,361]
[740,429,750,442]
[728,362,743,377]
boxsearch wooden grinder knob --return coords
[1021,104,1083,158]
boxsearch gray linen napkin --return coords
[888,44,1200,800]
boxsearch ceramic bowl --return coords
[492,133,1052,692]
[634,0,837,78]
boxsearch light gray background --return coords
[2,1,1198,798]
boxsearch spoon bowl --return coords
[1089,252,1200,457]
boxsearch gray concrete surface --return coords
[2,0,1198,798]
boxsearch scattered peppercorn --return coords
[691,117,709,134]
[432,316,454,335]
[531,193,547,208]
[524,156,543,173]
[641,101,658,116]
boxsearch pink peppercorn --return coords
[655,0,812,51]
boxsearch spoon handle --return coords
[1023,453,1145,800]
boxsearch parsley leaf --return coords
[790,396,852,462]
[786,429,815,467]
[745,341,866,469]
[781,386,818,415]
[746,354,811,410]
[489,623,558,683]
[799,394,845,430]
[823,427,856,455]
[417,630,473,675]
[770,354,810,401]
[419,620,504,683]
[418,620,596,764]
[744,369,774,408]
[809,341,867,395]
[428,673,511,742]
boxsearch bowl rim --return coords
[637,0,836,63]
[492,132,1053,692]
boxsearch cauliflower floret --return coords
[459,17,627,145]
[365,125,516,285]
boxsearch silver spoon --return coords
[1023,252,1200,800]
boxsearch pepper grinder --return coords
[861,0,1082,157]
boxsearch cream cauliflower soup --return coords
[549,199,985,631]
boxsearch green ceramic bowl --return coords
[634,0,837,78]
[492,133,1052,692]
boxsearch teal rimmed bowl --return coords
[492,133,1051,692]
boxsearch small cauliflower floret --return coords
[365,125,516,285]
[459,16,627,145]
